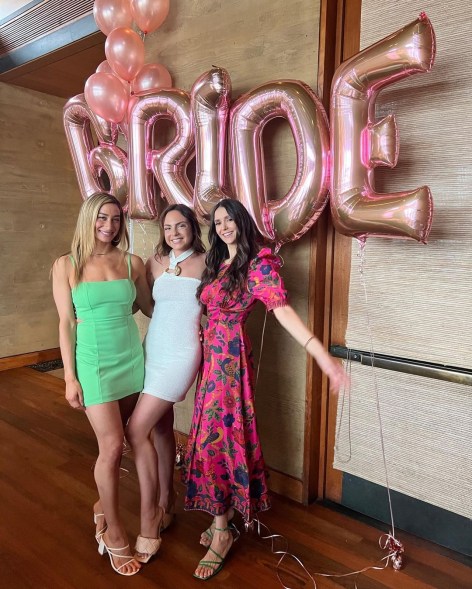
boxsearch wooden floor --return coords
[0,368,470,589]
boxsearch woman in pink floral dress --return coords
[183,199,348,580]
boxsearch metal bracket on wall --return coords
[329,345,472,387]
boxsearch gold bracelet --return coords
[304,335,315,350]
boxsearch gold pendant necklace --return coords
[165,248,194,276]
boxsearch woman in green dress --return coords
[52,193,153,576]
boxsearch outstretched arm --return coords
[273,305,348,392]
[52,257,85,410]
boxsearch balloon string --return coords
[334,349,353,462]
[255,309,268,389]
[247,515,403,589]
[128,215,134,253]
[133,218,157,259]
[357,241,397,540]
[254,245,280,389]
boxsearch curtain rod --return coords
[329,346,472,387]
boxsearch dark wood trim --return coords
[303,0,362,504]
[302,0,345,505]
[324,0,362,502]
[0,348,61,372]
[175,430,303,503]
[265,467,303,503]
[0,31,105,82]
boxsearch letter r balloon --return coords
[127,90,195,220]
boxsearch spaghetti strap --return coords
[69,255,76,267]
[127,254,132,279]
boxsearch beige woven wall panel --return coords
[131,0,321,479]
[337,0,472,518]
[346,0,472,368]
[334,364,472,519]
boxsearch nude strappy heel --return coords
[98,537,140,576]
[93,512,107,544]
[134,506,164,563]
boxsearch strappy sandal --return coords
[200,520,239,547]
[98,537,140,576]
[193,526,233,581]
[134,506,164,563]
[93,512,107,544]
[200,519,216,546]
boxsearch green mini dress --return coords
[71,255,144,407]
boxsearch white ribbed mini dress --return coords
[143,271,202,402]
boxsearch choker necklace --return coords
[166,248,195,276]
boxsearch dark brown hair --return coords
[196,199,261,300]
[156,204,205,257]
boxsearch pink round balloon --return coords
[93,0,133,36]
[132,63,172,94]
[130,0,169,34]
[96,60,131,94]
[105,27,145,82]
[84,72,129,123]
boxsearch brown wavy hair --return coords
[156,204,205,257]
[196,199,262,300]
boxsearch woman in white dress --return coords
[126,204,206,562]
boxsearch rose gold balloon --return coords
[93,0,133,36]
[230,80,330,250]
[84,72,129,123]
[96,59,131,94]
[192,67,233,221]
[89,145,129,207]
[132,63,172,95]
[130,0,169,34]
[63,94,128,206]
[105,27,145,82]
[330,14,436,243]
[96,60,115,75]
[128,90,195,220]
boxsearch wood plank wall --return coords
[0,82,82,358]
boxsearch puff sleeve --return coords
[247,248,289,311]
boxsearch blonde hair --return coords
[71,193,129,283]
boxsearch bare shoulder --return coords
[147,252,168,280]
[192,252,206,280]
[53,254,72,277]
[195,252,206,268]
[129,252,145,270]
[52,255,74,295]
[151,253,169,270]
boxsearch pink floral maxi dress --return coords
[183,249,288,522]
